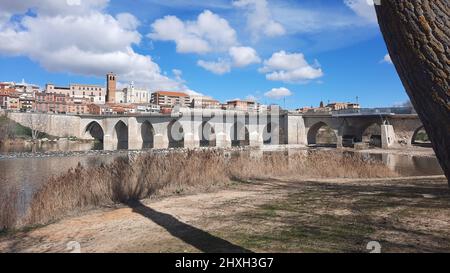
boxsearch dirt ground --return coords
[1,175,449,253]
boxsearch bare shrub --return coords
[7,149,397,229]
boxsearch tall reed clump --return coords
[227,151,398,180]
[10,149,397,229]
[0,188,19,232]
[25,150,229,226]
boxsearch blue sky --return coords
[0,0,408,109]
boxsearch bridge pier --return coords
[381,124,396,149]
[128,118,143,150]
[183,120,201,149]
[286,115,307,146]
[153,134,168,149]
[103,134,117,151]
[215,132,231,148]
[249,131,263,147]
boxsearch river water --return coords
[0,142,444,205]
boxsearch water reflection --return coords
[0,140,101,154]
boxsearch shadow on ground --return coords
[127,200,252,253]
[218,177,450,253]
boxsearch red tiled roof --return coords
[154,91,188,97]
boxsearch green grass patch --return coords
[0,116,32,138]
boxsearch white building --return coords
[120,82,149,104]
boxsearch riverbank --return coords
[1,175,448,253]
[0,143,437,160]
[0,149,399,231]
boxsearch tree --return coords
[375,1,450,184]
[26,114,48,141]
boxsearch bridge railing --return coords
[332,107,416,116]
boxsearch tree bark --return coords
[375,0,450,184]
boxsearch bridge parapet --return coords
[332,107,416,117]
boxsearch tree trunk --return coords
[375,1,450,184]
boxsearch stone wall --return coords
[7,112,81,138]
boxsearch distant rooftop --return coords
[154,91,189,97]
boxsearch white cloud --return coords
[381,54,393,64]
[233,0,286,39]
[264,87,293,99]
[197,59,231,75]
[116,13,140,30]
[245,94,259,101]
[344,0,377,23]
[0,1,190,92]
[149,10,238,54]
[198,46,260,74]
[259,51,323,83]
[149,9,262,75]
[229,46,261,67]
[0,0,109,18]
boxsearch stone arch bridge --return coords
[8,107,424,150]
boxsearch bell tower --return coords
[106,72,116,103]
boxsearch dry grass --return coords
[1,149,398,231]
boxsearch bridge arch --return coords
[84,121,104,141]
[263,122,280,145]
[141,121,155,149]
[412,126,431,147]
[307,121,337,147]
[361,123,382,148]
[168,120,184,148]
[199,121,216,147]
[113,120,128,150]
[231,122,249,147]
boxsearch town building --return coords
[133,104,161,113]
[1,92,20,111]
[151,91,191,107]
[296,101,361,114]
[45,83,106,104]
[0,84,17,109]
[13,80,40,94]
[326,102,361,111]
[190,96,220,109]
[225,99,259,112]
[35,92,91,114]
[1,81,39,111]
[19,96,35,112]
[35,92,67,113]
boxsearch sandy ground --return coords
[353,146,436,157]
[1,175,449,253]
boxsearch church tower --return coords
[106,72,117,103]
